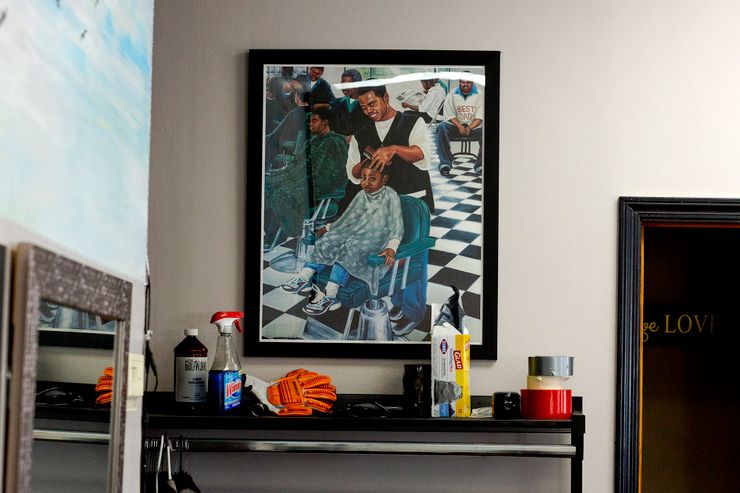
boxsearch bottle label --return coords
[222,370,241,410]
[175,357,208,402]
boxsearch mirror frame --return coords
[0,244,9,490]
[617,197,740,493]
[6,243,132,493]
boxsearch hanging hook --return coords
[178,435,185,474]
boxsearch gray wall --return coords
[148,0,740,491]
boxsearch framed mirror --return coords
[0,244,9,489]
[5,244,132,493]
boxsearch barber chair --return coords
[267,130,305,173]
[269,183,347,273]
[427,100,446,130]
[450,136,478,161]
[263,130,306,253]
[305,195,435,341]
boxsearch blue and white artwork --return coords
[0,0,154,281]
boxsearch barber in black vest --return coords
[344,83,434,212]
[341,83,434,335]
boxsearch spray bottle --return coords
[208,311,244,413]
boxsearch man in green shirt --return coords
[264,106,348,240]
[307,106,350,194]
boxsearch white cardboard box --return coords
[430,304,470,417]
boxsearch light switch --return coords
[127,353,145,398]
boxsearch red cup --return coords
[520,389,572,419]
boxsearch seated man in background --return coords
[265,76,287,134]
[306,106,350,199]
[264,80,311,171]
[264,106,349,243]
[325,68,370,140]
[301,66,336,107]
[436,77,484,176]
[275,66,299,120]
[401,78,446,124]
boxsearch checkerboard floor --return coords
[261,140,484,343]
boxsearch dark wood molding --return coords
[616,197,740,493]
[616,198,642,493]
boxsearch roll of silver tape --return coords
[528,356,574,377]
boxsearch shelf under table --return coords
[144,393,585,493]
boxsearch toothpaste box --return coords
[430,304,470,417]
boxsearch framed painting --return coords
[246,49,499,359]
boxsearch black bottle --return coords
[174,328,208,411]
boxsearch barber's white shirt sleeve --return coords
[346,136,361,184]
[345,119,431,183]
[408,118,431,171]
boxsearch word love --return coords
[642,313,717,342]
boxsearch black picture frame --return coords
[246,49,499,359]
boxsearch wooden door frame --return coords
[617,197,740,492]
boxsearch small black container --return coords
[402,364,432,418]
[492,392,521,419]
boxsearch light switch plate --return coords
[127,353,145,399]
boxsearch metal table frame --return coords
[144,394,585,493]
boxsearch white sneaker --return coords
[280,276,311,294]
[302,291,341,316]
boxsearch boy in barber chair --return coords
[281,160,404,316]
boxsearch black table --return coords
[144,393,585,493]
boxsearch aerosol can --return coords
[208,311,244,413]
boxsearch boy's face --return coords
[360,167,387,194]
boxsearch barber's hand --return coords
[401,101,411,108]
[379,248,396,266]
[316,226,328,236]
[370,146,396,171]
[351,163,362,179]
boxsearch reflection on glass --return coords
[39,301,117,333]
[32,301,116,492]
[37,302,116,350]
[35,300,116,410]
[35,386,86,407]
